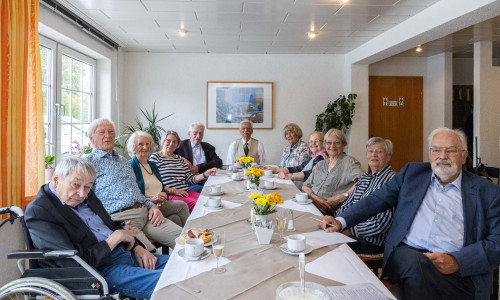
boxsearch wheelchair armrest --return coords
[8,249,78,260]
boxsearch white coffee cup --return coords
[234,162,240,169]
[232,173,241,180]
[264,170,273,177]
[207,196,222,208]
[287,234,306,252]
[264,180,275,189]
[296,192,308,203]
[228,165,234,172]
[185,238,204,257]
[209,185,221,194]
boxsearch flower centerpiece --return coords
[245,167,265,189]
[235,156,254,169]
[250,192,284,216]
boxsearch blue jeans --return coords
[189,178,207,193]
[100,247,169,298]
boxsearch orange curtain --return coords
[0,0,44,210]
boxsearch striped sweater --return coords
[149,152,196,191]
[336,165,396,247]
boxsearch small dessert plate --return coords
[203,203,224,211]
[175,236,217,247]
[262,186,277,190]
[208,191,224,196]
[279,243,313,256]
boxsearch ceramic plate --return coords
[292,198,313,205]
[280,243,313,256]
[208,191,224,196]
[232,178,243,181]
[203,203,224,211]
[178,247,211,261]
[262,186,277,190]
[175,236,217,247]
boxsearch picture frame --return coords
[206,82,273,129]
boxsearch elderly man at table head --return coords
[226,119,266,165]
[84,117,182,250]
[24,156,169,299]
[320,127,500,300]
[175,122,223,193]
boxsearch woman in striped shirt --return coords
[150,131,217,212]
[321,137,396,255]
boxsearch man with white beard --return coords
[319,127,500,300]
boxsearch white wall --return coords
[453,58,474,85]
[368,54,452,162]
[121,53,345,164]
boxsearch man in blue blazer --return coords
[175,122,223,192]
[320,127,500,300]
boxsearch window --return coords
[40,36,95,159]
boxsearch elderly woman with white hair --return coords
[302,128,364,215]
[127,131,190,227]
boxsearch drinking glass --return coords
[212,228,226,273]
[276,209,288,241]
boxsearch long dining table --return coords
[152,170,396,299]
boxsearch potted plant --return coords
[45,154,55,181]
[122,101,174,150]
[315,93,357,133]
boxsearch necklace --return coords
[139,162,153,175]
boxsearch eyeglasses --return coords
[429,146,463,156]
[165,139,178,145]
[325,141,342,146]
[367,149,385,155]
[309,139,323,144]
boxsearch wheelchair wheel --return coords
[0,277,77,300]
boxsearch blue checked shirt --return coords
[85,149,154,214]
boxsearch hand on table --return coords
[277,171,291,180]
[204,168,218,177]
[148,205,165,226]
[318,215,341,233]
[423,252,460,274]
[133,246,158,270]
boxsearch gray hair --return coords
[427,127,467,150]
[283,123,303,139]
[126,131,156,156]
[325,128,347,146]
[54,156,96,180]
[87,118,115,139]
[240,119,253,129]
[163,130,181,149]
[366,137,393,155]
[309,131,325,141]
[189,122,205,132]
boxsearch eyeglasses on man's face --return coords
[429,146,463,156]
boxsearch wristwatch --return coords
[343,192,349,198]
[291,173,295,180]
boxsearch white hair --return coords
[126,131,156,157]
[366,137,393,156]
[427,127,467,150]
[240,119,253,129]
[189,122,205,132]
[325,128,347,146]
[54,156,96,180]
[87,118,115,139]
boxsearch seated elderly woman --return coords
[265,131,327,189]
[302,128,364,215]
[320,137,396,255]
[278,123,310,168]
[127,131,190,227]
[150,130,217,212]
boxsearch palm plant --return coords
[122,102,174,149]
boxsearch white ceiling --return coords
[59,0,443,54]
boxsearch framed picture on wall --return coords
[206,81,273,129]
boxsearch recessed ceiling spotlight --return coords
[179,29,188,37]
[340,0,350,3]
[416,45,422,52]
[307,31,318,39]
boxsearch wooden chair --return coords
[359,255,393,291]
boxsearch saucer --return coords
[262,186,277,190]
[232,178,243,181]
[178,247,211,261]
[292,199,313,205]
[262,175,274,178]
[208,191,224,196]
[280,243,313,256]
[203,203,224,211]
[175,236,217,247]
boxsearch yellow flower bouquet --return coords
[235,156,254,169]
[245,167,265,188]
[249,192,284,215]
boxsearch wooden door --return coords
[369,76,423,171]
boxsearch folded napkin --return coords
[279,199,322,216]
[300,230,355,249]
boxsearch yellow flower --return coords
[249,193,261,199]
[255,197,267,206]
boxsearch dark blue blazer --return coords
[129,156,168,199]
[340,162,500,300]
[174,139,222,173]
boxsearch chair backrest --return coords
[0,210,26,286]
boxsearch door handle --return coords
[55,103,66,116]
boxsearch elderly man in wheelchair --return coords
[0,156,169,299]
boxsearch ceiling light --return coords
[340,0,350,3]
[416,45,422,52]
[307,31,318,39]
[179,29,187,37]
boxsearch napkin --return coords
[206,174,232,185]
[190,199,242,220]
[300,230,355,249]
[279,199,322,216]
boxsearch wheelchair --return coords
[0,206,128,300]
